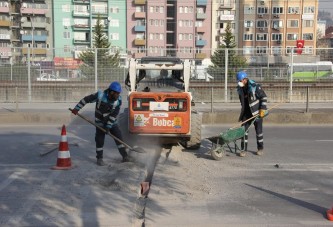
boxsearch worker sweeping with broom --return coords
[71,81,132,166]
[236,71,268,157]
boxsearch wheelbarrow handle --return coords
[230,103,282,129]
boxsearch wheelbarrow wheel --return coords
[211,146,225,161]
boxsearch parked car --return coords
[36,74,68,82]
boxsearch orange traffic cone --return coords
[327,207,333,221]
[52,125,74,170]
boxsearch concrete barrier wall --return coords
[1,111,332,126]
[1,84,333,103]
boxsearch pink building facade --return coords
[126,0,211,60]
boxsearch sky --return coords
[319,0,333,14]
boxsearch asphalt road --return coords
[0,124,333,226]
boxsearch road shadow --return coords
[245,183,327,219]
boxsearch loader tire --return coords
[180,112,202,150]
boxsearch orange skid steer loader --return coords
[119,57,201,149]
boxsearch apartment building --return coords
[126,0,211,60]
[211,0,238,52]
[0,0,52,64]
[53,0,126,59]
[239,0,318,64]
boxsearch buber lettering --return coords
[153,118,174,127]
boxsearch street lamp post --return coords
[27,16,34,64]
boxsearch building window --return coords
[179,6,183,13]
[244,6,255,14]
[287,20,299,28]
[304,46,313,54]
[160,6,164,13]
[288,6,299,14]
[272,47,282,55]
[179,20,183,27]
[62,4,70,12]
[257,20,268,28]
[256,46,267,54]
[243,46,254,55]
[136,33,144,39]
[303,20,314,27]
[272,33,282,41]
[272,20,283,29]
[109,19,119,27]
[135,6,144,12]
[64,45,71,52]
[179,34,183,40]
[272,7,283,14]
[149,33,153,40]
[110,7,119,13]
[155,6,159,13]
[110,33,119,40]
[63,31,70,39]
[303,6,315,14]
[303,33,313,40]
[256,34,267,41]
[244,34,253,41]
[63,18,70,27]
[244,20,254,28]
[257,7,268,14]
[287,33,298,40]
[150,6,154,13]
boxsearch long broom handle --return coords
[68,108,134,150]
[230,103,282,129]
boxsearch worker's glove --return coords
[71,109,79,115]
[259,109,268,118]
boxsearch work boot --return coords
[256,149,264,156]
[238,151,246,157]
[122,155,134,163]
[97,158,106,166]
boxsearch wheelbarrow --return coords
[207,117,257,160]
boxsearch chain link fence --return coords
[0,47,332,103]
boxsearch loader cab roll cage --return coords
[125,57,192,93]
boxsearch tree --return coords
[79,15,120,81]
[209,23,247,80]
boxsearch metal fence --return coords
[1,47,333,103]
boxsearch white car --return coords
[37,74,68,82]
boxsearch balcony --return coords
[21,21,47,29]
[0,47,11,58]
[21,6,48,15]
[196,39,207,46]
[21,34,47,42]
[73,0,89,4]
[0,20,11,27]
[195,53,206,59]
[196,13,206,20]
[22,48,47,55]
[73,11,90,17]
[134,12,146,18]
[134,0,146,5]
[197,0,207,6]
[73,24,90,30]
[73,39,90,44]
[196,26,205,33]
[219,14,234,21]
[134,39,145,46]
[0,5,9,13]
[134,25,145,32]
[0,34,10,40]
[219,3,233,9]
